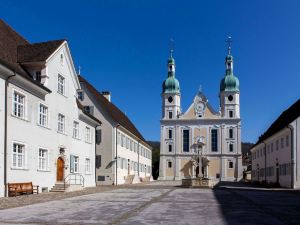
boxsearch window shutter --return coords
[96,155,101,168]
[96,129,102,144]
[70,155,75,173]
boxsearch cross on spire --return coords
[226,36,232,55]
[169,38,175,57]
[199,85,202,93]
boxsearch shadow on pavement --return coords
[212,181,300,225]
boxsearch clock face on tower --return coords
[168,96,173,103]
[194,96,206,117]
[228,95,233,102]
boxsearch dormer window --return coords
[35,71,41,83]
[60,54,64,65]
[78,91,84,101]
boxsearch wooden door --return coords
[57,158,64,182]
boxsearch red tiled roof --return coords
[78,75,151,149]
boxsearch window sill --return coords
[72,137,81,141]
[85,141,92,144]
[85,172,92,175]
[57,91,68,98]
[11,114,29,122]
[37,169,51,172]
[57,131,67,136]
[11,167,29,171]
[37,124,51,130]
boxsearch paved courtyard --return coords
[0,182,299,225]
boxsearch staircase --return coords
[124,175,135,184]
[50,183,70,193]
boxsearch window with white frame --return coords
[39,104,48,127]
[134,143,137,153]
[85,127,91,142]
[38,148,48,171]
[126,137,130,149]
[74,156,79,173]
[211,129,218,152]
[57,74,65,95]
[73,121,79,139]
[168,129,173,139]
[85,158,91,173]
[121,134,125,147]
[13,91,25,118]
[229,128,233,139]
[229,143,234,152]
[228,161,234,169]
[117,132,121,145]
[12,143,25,168]
[58,114,65,133]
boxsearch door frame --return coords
[56,157,65,182]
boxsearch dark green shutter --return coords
[70,155,75,173]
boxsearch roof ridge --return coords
[255,99,300,146]
[21,39,66,47]
[78,75,150,147]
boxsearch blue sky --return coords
[2,0,300,143]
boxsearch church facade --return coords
[159,43,243,182]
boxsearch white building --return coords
[159,41,243,182]
[0,19,100,197]
[251,99,300,188]
[78,76,152,185]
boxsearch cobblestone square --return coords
[0,182,299,225]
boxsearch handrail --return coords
[64,174,85,189]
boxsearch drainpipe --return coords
[173,126,176,180]
[115,124,120,185]
[138,140,140,177]
[95,124,101,186]
[220,125,223,181]
[262,142,267,183]
[4,72,16,197]
[287,125,294,189]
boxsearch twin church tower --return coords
[159,38,242,181]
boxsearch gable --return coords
[181,92,220,120]
[182,102,219,120]
[46,42,80,91]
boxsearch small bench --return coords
[7,182,39,197]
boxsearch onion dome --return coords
[162,55,180,94]
[220,37,239,92]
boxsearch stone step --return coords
[49,189,65,192]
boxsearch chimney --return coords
[102,91,111,102]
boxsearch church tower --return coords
[220,37,240,119]
[161,49,181,120]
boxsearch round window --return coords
[168,96,173,103]
[228,95,233,101]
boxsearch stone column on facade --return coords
[221,124,226,181]
[158,125,165,180]
[237,124,243,180]
[174,125,180,180]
